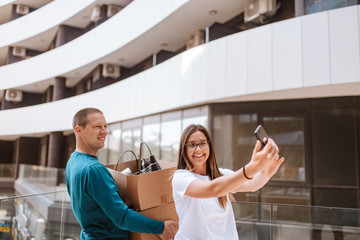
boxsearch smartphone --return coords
[254,125,269,149]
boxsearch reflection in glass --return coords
[182,115,207,131]
[121,131,133,162]
[261,186,310,206]
[321,0,345,11]
[133,129,141,158]
[142,123,160,159]
[213,113,257,170]
[107,129,121,164]
[305,0,356,14]
[263,116,305,182]
[161,120,181,162]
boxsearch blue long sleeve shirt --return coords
[65,151,164,240]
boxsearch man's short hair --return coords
[72,108,103,129]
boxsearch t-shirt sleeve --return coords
[219,168,234,176]
[86,164,164,234]
[172,170,198,199]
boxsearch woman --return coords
[172,124,284,239]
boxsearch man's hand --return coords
[159,220,178,240]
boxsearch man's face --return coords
[77,112,108,154]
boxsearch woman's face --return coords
[186,130,210,171]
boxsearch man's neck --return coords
[75,146,98,157]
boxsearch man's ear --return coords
[74,125,82,135]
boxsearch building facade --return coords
[0,0,359,210]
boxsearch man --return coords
[65,108,177,240]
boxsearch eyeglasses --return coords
[185,141,209,151]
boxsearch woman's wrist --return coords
[243,163,256,180]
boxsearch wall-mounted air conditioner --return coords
[186,30,205,50]
[244,0,277,23]
[12,47,26,58]
[90,5,102,22]
[107,4,123,18]
[5,89,23,102]
[102,64,120,79]
[16,4,30,15]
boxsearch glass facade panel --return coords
[182,116,208,130]
[312,109,357,186]
[305,0,356,14]
[133,129,141,158]
[120,130,133,162]
[321,0,345,11]
[107,128,121,164]
[182,106,208,130]
[142,123,160,159]
[261,186,310,206]
[213,113,258,170]
[160,119,181,162]
[263,116,305,182]
[305,0,321,14]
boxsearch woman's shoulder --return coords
[174,169,192,176]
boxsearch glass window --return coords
[142,115,160,159]
[311,109,357,186]
[120,119,142,162]
[121,131,132,157]
[107,128,121,164]
[305,0,356,14]
[261,186,310,206]
[321,0,345,11]
[182,106,208,130]
[305,0,321,14]
[161,128,181,162]
[263,116,305,182]
[213,113,258,170]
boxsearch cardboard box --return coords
[106,160,176,210]
[130,202,179,240]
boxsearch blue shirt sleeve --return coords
[85,164,164,234]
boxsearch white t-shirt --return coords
[172,168,239,240]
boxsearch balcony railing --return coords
[1,164,360,239]
[1,191,360,240]
[232,201,360,239]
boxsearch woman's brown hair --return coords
[177,124,232,209]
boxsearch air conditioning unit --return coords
[5,89,23,103]
[12,47,26,57]
[107,4,123,18]
[16,4,30,15]
[186,30,205,50]
[244,0,277,23]
[90,5,102,22]
[102,64,120,79]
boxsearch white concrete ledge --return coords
[0,5,359,138]
[0,0,95,49]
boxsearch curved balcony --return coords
[0,0,242,94]
[0,4,359,138]
[0,0,96,65]
[0,0,52,25]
